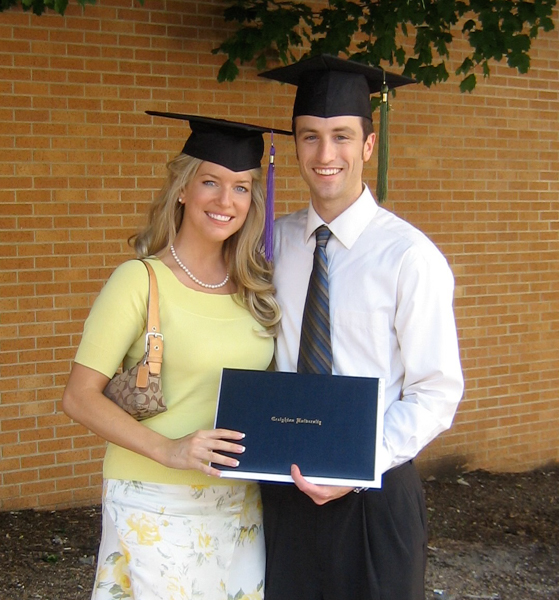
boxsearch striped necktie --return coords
[297,225,332,374]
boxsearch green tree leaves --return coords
[2,0,555,90]
[1,0,134,16]
[213,0,557,91]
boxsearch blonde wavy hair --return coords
[130,153,281,335]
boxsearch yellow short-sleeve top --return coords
[75,258,274,486]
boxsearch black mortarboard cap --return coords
[145,111,291,172]
[259,54,414,120]
[259,54,415,203]
[146,111,292,261]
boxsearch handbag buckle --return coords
[145,331,164,353]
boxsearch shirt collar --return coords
[304,186,379,249]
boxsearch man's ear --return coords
[363,132,375,162]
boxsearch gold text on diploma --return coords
[271,416,322,426]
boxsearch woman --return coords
[62,114,286,600]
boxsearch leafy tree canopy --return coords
[1,0,96,15]
[213,0,556,92]
[2,0,556,92]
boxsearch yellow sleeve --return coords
[74,260,150,378]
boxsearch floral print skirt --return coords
[92,479,265,600]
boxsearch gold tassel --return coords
[375,80,389,203]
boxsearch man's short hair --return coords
[361,117,374,142]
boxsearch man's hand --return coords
[291,464,354,505]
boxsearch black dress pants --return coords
[260,461,427,600]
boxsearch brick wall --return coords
[1,0,558,510]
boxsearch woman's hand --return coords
[160,429,246,478]
[63,364,245,478]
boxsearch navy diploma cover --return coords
[213,369,385,487]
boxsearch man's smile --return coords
[314,168,342,176]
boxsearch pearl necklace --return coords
[170,245,230,290]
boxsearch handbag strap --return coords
[136,259,163,386]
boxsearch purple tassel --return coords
[264,133,275,262]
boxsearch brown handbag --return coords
[103,259,167,420]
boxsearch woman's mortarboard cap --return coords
[145,111,291,172]
[145,111,292,261]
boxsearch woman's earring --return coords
[178,197,183,204]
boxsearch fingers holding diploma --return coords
[165,428,245,479]
[290,464,354,505]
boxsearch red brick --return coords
[1,0,558,512]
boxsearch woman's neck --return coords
[164,235,234,294]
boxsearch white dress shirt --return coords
[273,186,464,476]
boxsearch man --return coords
[259,55,465,600]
